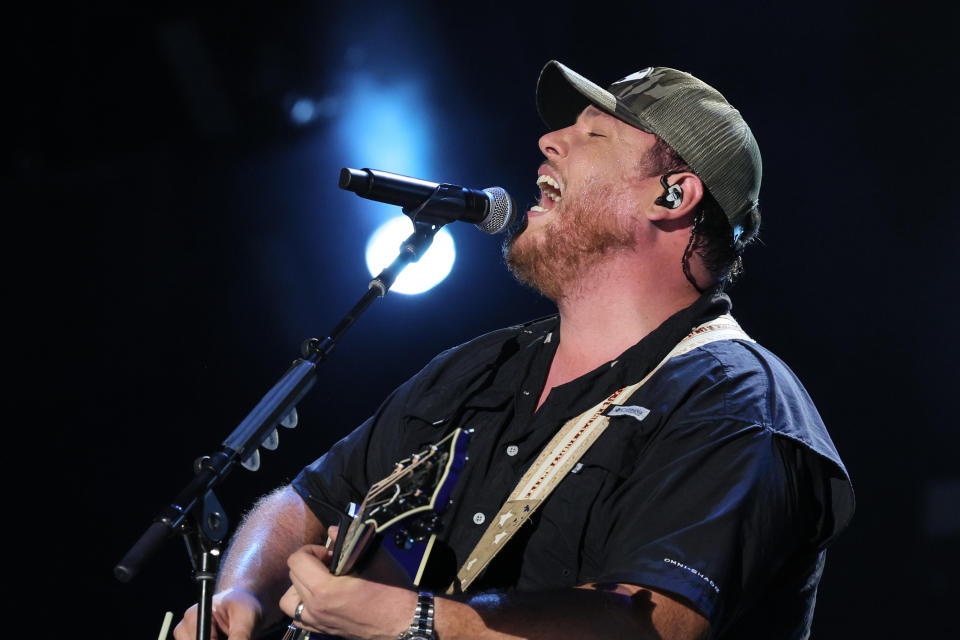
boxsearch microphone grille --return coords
[477,187,516,234]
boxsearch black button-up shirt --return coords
[292,293,853,639]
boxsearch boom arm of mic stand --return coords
[114,220,442,637]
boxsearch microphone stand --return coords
[115,216,445,640]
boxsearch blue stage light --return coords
[365,216,455,295]
[334,76,434,192]
[333,72,455,294]
[290,97,317,125]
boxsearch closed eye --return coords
[588,132,606,138]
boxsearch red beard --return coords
[504,184,638,301]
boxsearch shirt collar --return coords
[527,292,733,419]
[452,292,732,414]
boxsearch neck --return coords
[535,252,702,410]
[555,274,700,370]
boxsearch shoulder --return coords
[655,336,855,546]
[676,338,837,458]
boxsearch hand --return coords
[279,544,415,640]
[173,587,264,640]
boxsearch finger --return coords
[172,617,191,640]
[301,543,334,561]
[288,544,331,567]
[325,525,339,545]
[279,583,322,627]
[279,585,300,620]
[211,607,228,636]
[224,627,252,640]
[289,562,325,603]
[287,545,333,595]
[173,605,219,640]
[279,586,327,635]
[212,593,259,640]
[218,607,255,640]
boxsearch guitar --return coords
[282,427,471,640]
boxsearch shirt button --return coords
[506,445,519,457]
[473,512,486,525]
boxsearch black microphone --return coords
[339,168,515,234]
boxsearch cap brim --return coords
[536,60,621,130]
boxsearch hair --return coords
[646,137,760,290]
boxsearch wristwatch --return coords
[398,591,436,640]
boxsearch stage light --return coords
[332,71,455,293]
[333,67,456,294]
[287,94,338,126]
[333,75,435,225]
[290,97,317,125]
[365,216,455,295]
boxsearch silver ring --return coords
[294,601,305,623]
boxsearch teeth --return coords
[536,174,563,202]
[537,174,561,190]
[530,205,548,213]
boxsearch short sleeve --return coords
[290,375,443,526]
[291,413,378,526]
[590,421,801,627]
[289,338,489,527]
[579,345,849,634]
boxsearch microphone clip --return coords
[402,184,479,227]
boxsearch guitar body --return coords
[282,428,470,640]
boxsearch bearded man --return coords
[175,60,853,640]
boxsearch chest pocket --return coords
[518,422,638,589]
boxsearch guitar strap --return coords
[451,313,752,592]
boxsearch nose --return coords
[538,127,569,159]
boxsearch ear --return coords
[645,172,705,222]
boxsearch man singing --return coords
[175,60,853,640]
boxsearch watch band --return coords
[398,591,435,640]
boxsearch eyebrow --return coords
[582,106,604,119]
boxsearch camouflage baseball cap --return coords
[536,60,761,239]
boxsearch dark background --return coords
[14,1,957,637]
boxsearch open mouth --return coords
[531,174,563,213]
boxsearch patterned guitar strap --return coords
[451,313,753,593]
